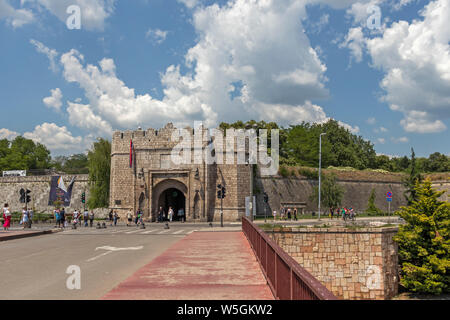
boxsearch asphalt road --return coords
[0,223,224,300]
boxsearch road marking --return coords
[172,229,184,234]
[141,229,157,234]
[187,230,196,234]
[86,246,144,262]
[157,229,171,234]
[86,251,113,262]
[125,229,143,234]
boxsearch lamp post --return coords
[318,133,326,221]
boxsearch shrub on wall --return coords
[366,188,383,216]
[279,165,289,177]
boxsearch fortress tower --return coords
[109,123,252,222]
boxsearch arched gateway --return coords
[151,179,187,222]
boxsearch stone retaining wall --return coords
[266,226,399,300]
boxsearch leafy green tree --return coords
[87,138,111,209]
[394,179,450,294]
[310,173,344,213]
[404,148,423,205]
[0,136,51,172]
[366,188,382,215]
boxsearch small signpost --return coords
[386,191,393,220]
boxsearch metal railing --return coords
[242,217,337,300]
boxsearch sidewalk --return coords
[0,228,60,242]
[103,231,274,300]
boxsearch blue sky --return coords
[0,0,448,157]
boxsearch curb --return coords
[0,228,62,242]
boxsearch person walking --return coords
[287,208,292,220]
[158,207,164,223]
[113,211,119,226]
[2,203,11,231]
[293,208,298,221]
[83,209,89,227]
[21,207,29,229]
[54,208,61,228]
[89,211,95,227]
[60,208,66,229]
[28,208,34,228]
[178,208,185,222]
[126,210,132,226]
[273,210,277,221]
[109,209,113,226]
[168,207,173,222]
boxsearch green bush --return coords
[366,188,383,216]
[279,165,289,177]
[394,179,450,295]
[298,168,319,180]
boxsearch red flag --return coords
[129,139,133,168]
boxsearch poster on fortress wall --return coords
[48,176,75,207]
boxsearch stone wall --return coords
[255,176,408,214]
[0,174,109,216]
[267,227,399,300]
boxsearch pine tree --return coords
[394,179,450,294]
[403,148,423,205]
[366,188,382,215]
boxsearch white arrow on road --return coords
[86,246,144,262]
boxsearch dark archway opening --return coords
[158,188,186,221]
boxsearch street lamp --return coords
[318,132,326,221]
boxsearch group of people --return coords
[1,204,33,230]
[54,208,95,228]
[272,207,299,221]
[329,207,356,221]
[157,206,185,223]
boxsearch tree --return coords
[310,173,344,213]
[87,138,111,209]
[394,179,449,295]
[0,136,51,172]
[404,148,423,205]
[366,188,382,215]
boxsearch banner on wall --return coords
[48,176,76,206]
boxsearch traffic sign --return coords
[386,197,392,202]
[386,191,392,198]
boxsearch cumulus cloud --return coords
[340,27,365,63]
[0,128,19,140]
[56,0,356,134]
[23,123,84,154]
[391,136,409,144]
[67,102,113,137]
[177,0,201,9]
[0,0,34,28]
[366,0,450,133]
[30,39,59,73]
[145,28,169,44]
[43,88,63,111]
[25,0,116,31]
[367,117,376,125]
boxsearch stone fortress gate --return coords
[109,123,253,222]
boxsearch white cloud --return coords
[177,0,201,9]
[391,136,409,144]
[0,0,34,28]
[30,39,59,73]
[57,0,338,133]
[338,121,360,134]
[367,117,376,125]
[340,27,365,63]
[366,0,450,133]
[43,88,63,111]
[67,102,113,136]
[0,128,19,140]
[27,0,116,31]
[23,122,84,154]
[377,138,385,144]
[145,28,169,44]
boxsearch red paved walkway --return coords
[103,231,274,300]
